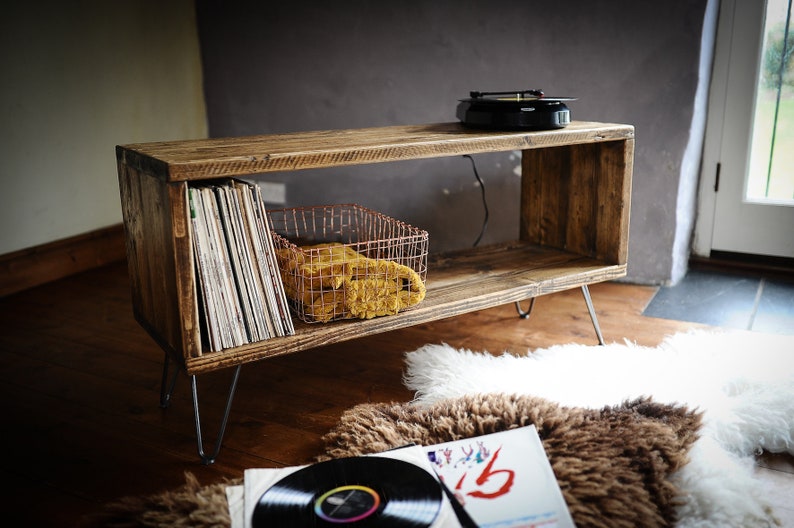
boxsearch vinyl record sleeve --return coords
[424,425,575,528]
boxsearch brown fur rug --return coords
[79,472,239,528]
[321,393,702,528]
[81,393,701,528]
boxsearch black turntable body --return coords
[456,90,575,131]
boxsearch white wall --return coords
[0,0,207,256]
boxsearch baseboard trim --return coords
[689,251,794,283]
[0,224,126,297]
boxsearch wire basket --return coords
[267,204,429,323]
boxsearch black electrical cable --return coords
[463,154,489,247]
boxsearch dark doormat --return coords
[643,270,794,335]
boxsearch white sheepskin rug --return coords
[403,330,794,528]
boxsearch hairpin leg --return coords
[158,353,242,464]
[581,285,605,346]
[515,286,605,345]
[192,364,242,465]
[514,297,536,319]
[159,352,180,408]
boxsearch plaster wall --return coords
[0,0,207,256]
[196,0,714,285]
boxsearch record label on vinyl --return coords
[315,485,381,522]
[252,456,443,527]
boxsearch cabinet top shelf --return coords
[116,121,634,183]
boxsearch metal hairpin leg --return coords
[158,353,243,465]
[580,285,605,345]
[514,297,536,319]
[159,352,180,408]
[515,285,605,345]
[192,364,242,465]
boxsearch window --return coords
[747,0,793,204]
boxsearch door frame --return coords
[694,0,794,259]
[693,0,743,258]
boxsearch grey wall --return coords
[196,0,713,285]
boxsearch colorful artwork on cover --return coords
[425,425,575,528]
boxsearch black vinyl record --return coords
[252,456,443,527]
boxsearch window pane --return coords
[747,0,794,204]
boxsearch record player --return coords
[456,89,576,130]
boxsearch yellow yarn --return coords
[277,242,426,322]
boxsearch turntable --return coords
[456,89,576,130]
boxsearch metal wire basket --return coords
[267,204,429,323]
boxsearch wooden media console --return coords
[117,120,634,462]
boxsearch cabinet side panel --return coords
[595,139,633,265]
[118,163,188,365]
[520,140,632,265]
[168,183,202,360]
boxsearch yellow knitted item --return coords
[277,242,426,322]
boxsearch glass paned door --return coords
[697,0,794,259]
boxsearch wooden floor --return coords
[1,261,791,526]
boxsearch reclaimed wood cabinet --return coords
[117,120,634,462]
